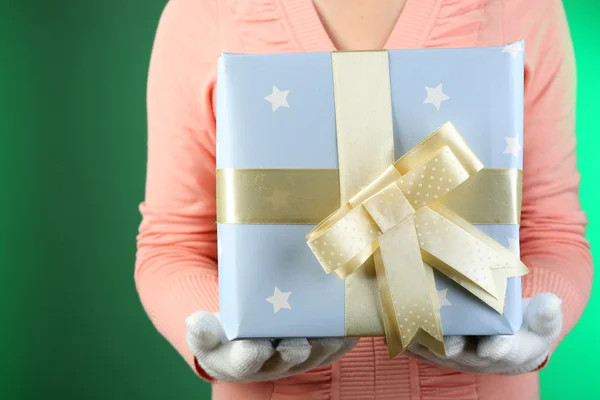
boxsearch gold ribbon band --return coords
[332,51,396,203]
[216,168,522,225]
[216,168,340,224]
[437,168,522,224]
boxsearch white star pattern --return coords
[503,135,522,158]
[217,240,223,260]
[507,236,519,255]
[502,42,524,60]
[264,86,290,112]
[437,288,452,308]
[266,287,292,313]
[423,84,450,111]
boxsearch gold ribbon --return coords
[306,123,529,358]
[304,50,528,358]
[215,168,521,225]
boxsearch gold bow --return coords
[306,122,529,358]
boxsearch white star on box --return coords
[266,287,291,313]
[424,84,450,111]
[507,236,519,255]
[437,288,451,308]
[503,135,522,158]
[502,42,524,60]
[264,86,290,112]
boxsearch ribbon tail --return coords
[376,218,445,358]
[416,203,529,314]
[373,249,403,358]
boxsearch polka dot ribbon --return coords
[306,123,529,359]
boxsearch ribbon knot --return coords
[306,122,529,358]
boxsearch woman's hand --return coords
[185,311,359,382]
[407,293,563,375]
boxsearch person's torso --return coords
[211,0,540,398]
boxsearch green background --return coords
[1,1,597,399]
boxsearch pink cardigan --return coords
[135,0,593,398]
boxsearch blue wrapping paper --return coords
[216,43,525,340]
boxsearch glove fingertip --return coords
[277,338,312,364]
[526,294,563,337]
[477,335,513,360]
[186,311,224,350]
[444,336,467,358]
[527,294,562,318]
[227,340,275,374]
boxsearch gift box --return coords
[216,43,527,356]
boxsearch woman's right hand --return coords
[185,311,358,383]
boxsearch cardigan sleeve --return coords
[503,0,593,360]
[134,0,221,377]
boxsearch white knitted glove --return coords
[407,293,563,375]
[185,311,359,382]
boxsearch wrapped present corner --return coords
[216,42,528,358]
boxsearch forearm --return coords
[135,0,222,375]
[135,202,220,371]
[501,0,593,353]
[135,253,219,369]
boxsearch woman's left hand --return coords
[407,293,563,375]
